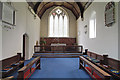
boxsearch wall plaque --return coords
[105,2,115,27]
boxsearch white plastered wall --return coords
[2,2,27,59]
[77,2,118,60]
[118,1,120,60]
[26,8,40,58]
[0,20,2,60]
[2,2,40,60]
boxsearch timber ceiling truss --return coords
[27,0,93,20]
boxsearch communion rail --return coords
[34,45,83,53]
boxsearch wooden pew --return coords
[79,56,111,80]
[0,53,24,78]
[86,50,120,79]
[87,51,105,61]
[17,56,41,80]
[99,58,120,80]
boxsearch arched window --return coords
[48,7,69,37]
[89,11,96,38]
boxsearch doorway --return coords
[23,33,29,60]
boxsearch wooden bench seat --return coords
[17,56,41,80]
[0,53,24,78]
[85,51,120,79]
[79,56,111,80]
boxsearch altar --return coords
[51,43,66,51]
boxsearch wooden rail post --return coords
[17,53,22,60]
[79,57,82,69]
[103,54,108,65]
[18,71,24,80]
[83,49,88,55]
[79,57,80,69]
[36,58,40,69]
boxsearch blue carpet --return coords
[29,58,92,79]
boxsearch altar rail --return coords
[34,45,83,53]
